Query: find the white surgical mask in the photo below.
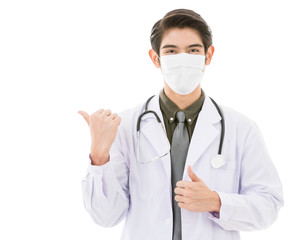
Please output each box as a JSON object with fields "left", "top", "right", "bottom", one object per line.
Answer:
{"left": 160, "top": 53, "right": 206, "bottom": 95}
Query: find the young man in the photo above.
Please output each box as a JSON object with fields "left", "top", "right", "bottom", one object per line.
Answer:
{"left": 78, "top": 9, "right": 283, "bottom": 240}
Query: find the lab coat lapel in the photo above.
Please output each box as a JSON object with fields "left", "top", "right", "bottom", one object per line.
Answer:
{"left": 139, "top": 93, "right": 171, "bottom": 179}
{"left": 139, "top": 94, "right": 221, "bottom": 181}
{"left": 183, "top": 96, "right": 221, "bottom": 180}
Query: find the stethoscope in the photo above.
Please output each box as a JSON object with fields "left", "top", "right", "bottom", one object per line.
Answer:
{"left": 136, "top": 95, "right": 226, "bottom": 168}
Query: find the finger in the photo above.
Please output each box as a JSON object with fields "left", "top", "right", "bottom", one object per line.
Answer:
{"left": 110, "top": 113, "right": 118, "bottom": 120}
{"left": 174, "top": 187, "right": 185, "bottom": 195}
{"left": 101, "top": 109, "right": 112, "bottom": 117}
{"left": 91, "top": 109, "right": 104, "bottom": 118}
{"left": 176, "top": 180, "right": 190, "bottom": 188}
{"left": 175, "top": 186, "right": 196, "bottom": 197}
{"left": 78, "top": 111, "right": 90, "bottom": 126}
{"left": 175, "top": 195, "right": 185, "bottom": 203}
{"left": 118, "top": 116, "right": 122, "bottom": 125}
{"left": 94, "top": 108, "right": 104, "bottom": 115}
{"left": 187, "top": 165, "right": 200, "bottom": 182}
{"left": 178, "top": 202, "right": 186, "bottom": 209}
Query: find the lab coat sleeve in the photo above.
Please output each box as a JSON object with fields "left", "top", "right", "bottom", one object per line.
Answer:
{"left": 81, "top": 125, "right": 129, "bottom": 228}
{"left": 209, "top": 121, "right": 284, "bottom": 231}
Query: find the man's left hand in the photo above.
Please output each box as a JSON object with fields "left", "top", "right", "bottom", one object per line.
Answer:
{"left": 174, "top": 165, "right": 221, "bottom": 213}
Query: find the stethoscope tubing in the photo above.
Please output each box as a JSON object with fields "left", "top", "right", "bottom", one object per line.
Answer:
{"left": 137, "top": 95, "right": 225, "bottom": 155}
{"left": 209, "top": 97, "right": 225, "bottom": 155}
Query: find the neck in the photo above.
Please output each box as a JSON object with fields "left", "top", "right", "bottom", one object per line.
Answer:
{"left": 163, "top": 83, "right": 202, "bottom": 110}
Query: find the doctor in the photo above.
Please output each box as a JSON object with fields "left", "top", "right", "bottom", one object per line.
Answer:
{"left": 78, "top": 9, "right": 283, "bottom": 240}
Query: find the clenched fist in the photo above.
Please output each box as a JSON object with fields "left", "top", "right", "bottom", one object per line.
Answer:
{"left": 78, "top": 109, "right": 121, "bottom": 165}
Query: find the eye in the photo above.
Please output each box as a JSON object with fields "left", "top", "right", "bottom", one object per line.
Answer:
{"left": 189, "top": 48, "right": 200, "bottom": 54}
{"left": 165, "top": 49, "right": 177, "bottom": 54}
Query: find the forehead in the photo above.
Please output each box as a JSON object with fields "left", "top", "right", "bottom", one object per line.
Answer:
{"left": 160, "top": 27, "right": 203, "bottom": 47}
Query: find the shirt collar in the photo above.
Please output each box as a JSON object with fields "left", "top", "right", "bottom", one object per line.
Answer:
{"left": 159, "top": 88, "right": 205, "bottom": 125}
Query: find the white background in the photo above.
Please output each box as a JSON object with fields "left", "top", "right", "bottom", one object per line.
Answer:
{"left": 0, "top": 0, "right": 294, "bottom": 239}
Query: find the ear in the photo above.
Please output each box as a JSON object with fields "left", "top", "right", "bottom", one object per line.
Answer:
{"left": 205, "top": 45, "right": 215, "bottom": 66}
{"left": 148, "top": 49, "right": 161, "bottom": 68}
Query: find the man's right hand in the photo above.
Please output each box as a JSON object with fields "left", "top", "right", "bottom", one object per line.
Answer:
{"left": 78, "top": 109, "right": 121, "bottom": 165}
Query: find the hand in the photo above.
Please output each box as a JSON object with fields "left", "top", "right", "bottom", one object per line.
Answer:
{"left": 78, "top": 109, "right": 121, "bottom": 165}
{"left": 174, "top": 165, "right": 221, "bottom": 212}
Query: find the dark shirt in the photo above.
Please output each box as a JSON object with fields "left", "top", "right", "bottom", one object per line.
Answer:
{"left": 159, "top": 88, "right": 205, "bottom": 145}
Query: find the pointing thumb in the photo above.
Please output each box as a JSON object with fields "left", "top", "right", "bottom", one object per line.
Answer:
{"left": 78, "top": 111, "right": 90, "bottom": 126}
{"left": 187, "top": 165, "right": 200, "bottom": 182}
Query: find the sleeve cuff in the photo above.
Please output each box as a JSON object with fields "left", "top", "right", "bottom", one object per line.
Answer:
{"left": 208, "top": 191, "right": 235, "bottom": 222}
{"left": 88, "top": 153, "right": 111, "bottom": 176}
{"left": 209, "top": 211, "right": 220, "bottom": 219}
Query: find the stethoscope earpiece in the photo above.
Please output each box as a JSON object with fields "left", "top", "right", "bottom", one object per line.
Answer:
{"left": 211, "top": 154, "right": 225, "bottom": 169}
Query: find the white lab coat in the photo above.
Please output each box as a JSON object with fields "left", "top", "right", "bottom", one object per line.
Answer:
{"left": 81, "top": 92, "right": 284, "bottom": 240}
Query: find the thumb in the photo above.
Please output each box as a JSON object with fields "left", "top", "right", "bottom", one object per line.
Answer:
{"left": 187, "top": 165, "right": 200, "bottom": 182}
{"left": 78, "top": 110, "right": 90, "bottom": 126}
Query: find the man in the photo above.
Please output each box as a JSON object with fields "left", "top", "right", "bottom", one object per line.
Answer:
{"left": 78, "top": 9, "right": 283, "bottom": 240}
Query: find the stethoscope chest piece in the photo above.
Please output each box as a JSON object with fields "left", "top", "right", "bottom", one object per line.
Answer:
{"left": 211, "top": 154, "right": 225, "bottom": 169}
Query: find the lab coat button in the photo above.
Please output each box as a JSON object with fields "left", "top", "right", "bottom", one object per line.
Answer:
{"left": 165, "top": 218, "right": 171, "bottom": 224}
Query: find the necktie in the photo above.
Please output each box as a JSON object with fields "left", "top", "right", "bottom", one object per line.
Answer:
{"left": 171, "top": 111, "right": 189, "bottom": 240}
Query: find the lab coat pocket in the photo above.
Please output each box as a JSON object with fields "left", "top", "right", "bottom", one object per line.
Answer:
{"left": 211, "top": 160, "right": 238, "bottom": 193}
{"left": 222, "top": 160, "right": 236, "bottom": 170}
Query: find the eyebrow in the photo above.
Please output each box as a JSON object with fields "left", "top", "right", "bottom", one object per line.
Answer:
{"left": 161, "top": 43, "right": 204, "bottom": 49}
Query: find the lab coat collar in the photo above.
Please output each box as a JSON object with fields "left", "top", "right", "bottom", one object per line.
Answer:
{"left": 140, "top": 91, "right": 221, "bottom": 180}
